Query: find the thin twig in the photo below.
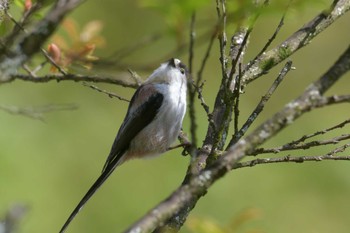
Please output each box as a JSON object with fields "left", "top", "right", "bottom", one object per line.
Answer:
{"left": 168, "top": 143, "right": 191, "bottom": 152}
{"left": 7, "top": 73, "right": 138, "bottom": 88}
{"left": 252, "top": 118, "right": 350, "bottom": 155}
{"left": 127, "top": 69, "right": 143, "bottom": 86}
{"left": 244, "top": 4, "right": 287, "bottom": 73}
{"left": 82, "top": 82, "right": 130, "bottom": 102}
{"left": 228, "top": 60, "right": 293, "bottom": 148}
{"left": 233, "top": 63, "right": 242, "bottom": 135}
{"left": 196, "top": 18, "right": 218, "bottom": 87}
{"left": 40, "top": 48, "right": 67, "bottom": 75}
{"left": 21, "top": 64, "right": 37, "bottom": 77}
{"left": 217, "top": 0, "right": 228, "bottom": 80}
{"left": 5, "top": 12, "right": 28, "bottom": 33}
{"left": 195, "top": 81, "right": 215, "bottom": 132}
{"left": 0, "top": 103, "right": 78, "bottom": 121}
{"left": 215, "top": 0, "right": 229, "bottom": 87}
{"left": 251, "top": 134, "right": 350, "bottom": 155}
{"left": 196, "top": 82, "right": 211, "bottom": 116}
{"left": 5, "top": 1, "right": 43, "bottom": 44}
{"left": 188, "top": 12, "right": 198, "bottom": 148}
{"left": 188, "top": 13, "right": 196, "bottom": 75}
{"left": 315, "top": 94, "right": 350, "bottom": 107}
{"left": 177, "top": 130, "right": 192, "bottom": 154}
{"left": 289, "top": 118, "right": 350, "bottom": 145}
{"left": 32, "top": 60, "right": 49, "bottom": 74}
{"left": 235, "top": 143, "right": 350, "bottom": 169}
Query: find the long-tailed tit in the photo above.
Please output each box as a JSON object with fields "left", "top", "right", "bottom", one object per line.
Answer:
{"left": 59, "top": 58, "right": 188, "bottom": 233}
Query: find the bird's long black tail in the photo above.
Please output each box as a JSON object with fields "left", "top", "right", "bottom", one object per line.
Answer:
{"left": 59, "top": 165, "right": 117, "bottom": 233}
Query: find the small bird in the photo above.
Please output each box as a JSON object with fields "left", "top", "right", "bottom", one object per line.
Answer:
{"left": 59, "top": 58, "right": 188, "bottom": 233}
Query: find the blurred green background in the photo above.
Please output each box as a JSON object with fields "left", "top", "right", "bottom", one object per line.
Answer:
{"left": 1, "top": 0, "right": 350, "bottom": 233}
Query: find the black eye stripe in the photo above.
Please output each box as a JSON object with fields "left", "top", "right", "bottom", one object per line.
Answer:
{"left": 168, "top": 58, "right": 177, "bottom": 68}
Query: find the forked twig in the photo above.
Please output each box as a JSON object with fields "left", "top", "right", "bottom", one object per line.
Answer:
{"left": 228, "top": 60, "right": 293, "bottom": 148}
{"left": 235, "top": 143, "right": 350, "bottom": 169}
{"left": 251, "top": 119, "right": 350, "bottom": 155}
{"left": 82, "top": 82, "right": 130, "bottom": 102}
{"left": 251, "top": 134, "right": 350, "bottom": 155}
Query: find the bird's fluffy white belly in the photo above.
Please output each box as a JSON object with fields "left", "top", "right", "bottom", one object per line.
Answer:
{"left": 128, "top": 82, "right": 186, "bottom": 158}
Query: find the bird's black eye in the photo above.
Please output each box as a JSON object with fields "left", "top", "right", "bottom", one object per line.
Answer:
{"left": 180, "top": 68, "right": 185, "bottom": 74}
{"left": 178, "top": 62, "right": 188, "bottom": 76}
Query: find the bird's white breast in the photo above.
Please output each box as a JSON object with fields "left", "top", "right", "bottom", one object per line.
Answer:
{"left": 127, "top": 74, "right": 187, "bottom": 158}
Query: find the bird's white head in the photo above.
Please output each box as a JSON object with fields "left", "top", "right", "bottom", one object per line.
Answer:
{"left": 145, "top": 58, "right": 188, "bottom": 85}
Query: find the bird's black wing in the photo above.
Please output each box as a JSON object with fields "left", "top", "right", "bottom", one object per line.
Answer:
{"left": 102, "top": 88, "right": 164, "bottom": 172}
{"left": 59, "top": 90, "right": 163, "bottom": 233}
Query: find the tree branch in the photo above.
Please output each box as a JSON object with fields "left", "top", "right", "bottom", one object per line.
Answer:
{"left": 0, "top": 0, "right": 83, "bottom": 81}
{"left": 2, "top": 0, "right": 349, "bottom": 232}
{"left": 5, "top": 73, "right": 138, "bottom": 88}
{"left": 149, "top": 3, "right": 350, "bottom": 232}
{"left": 241, "top": 0, "right": 350, "bottom": 86}
{"left": 125, "top": 42, "right": 350, "bottom": 233}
